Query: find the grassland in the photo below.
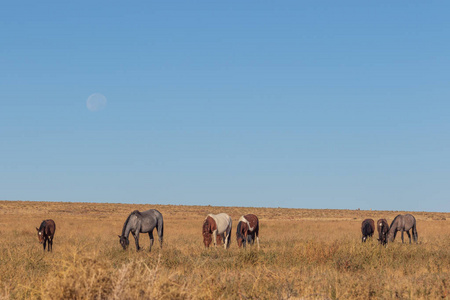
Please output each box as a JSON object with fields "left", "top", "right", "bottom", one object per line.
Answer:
{"left": 0, "top": 200, "right": 448, "bottom": 299}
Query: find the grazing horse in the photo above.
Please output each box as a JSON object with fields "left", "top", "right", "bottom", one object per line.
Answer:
{"left": 236, "top": 214, "right": 260, "bottom": 249}
{"left": 387, "top": 214, "right": 418, "bottom": 244}
{"left": 202, "top": 213, "right": 232, "bottom": 249}
{"left": 361, "top": 219, "right": 375, "bottom": 242}
{"left": 36, "top": 219, "right": 56, "bottom": 252}
{"left": 118, "top": 209, "right": 164, "bottom": 252}
{"left": 377, "top": 219, "right": 389, "bottom": 246}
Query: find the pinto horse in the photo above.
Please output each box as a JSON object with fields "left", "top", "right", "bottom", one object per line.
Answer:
{"left": 387, "top": 214, "right": 418, "bottom": 244}
{"left": 236, "top": 214, "right": 260, "bottom": 249}
{"left": 202, "top": 213, "right": 232, "bottom": 249}
{"left": 118, "top": 209, "right": 164, "bottom": 252}
{"left": 361, "top": 218, "right": 375, "bottom": 242}
{"left": 36, "top": 219, "right": 56, "bottom": 252}
{"left": 377, "top": 218, "right": 389, "bottom": 246}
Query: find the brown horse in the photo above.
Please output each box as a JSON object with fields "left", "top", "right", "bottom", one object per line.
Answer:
{"left": 361, "top": 219, "right": 375, "bottom": 242}
{"left": 36, "top": 219, "right": 56, "bottom": 252}
{"left": 236, "top": 214, "right": 260, "bottom": 249}
{"left": 376, "top": 219, "right": 389, "bottom": 246}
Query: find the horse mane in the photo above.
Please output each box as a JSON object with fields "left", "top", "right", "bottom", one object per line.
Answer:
{"left": 236, "top": 221, "right": 244, "bottom": 240}
{"left": 202, "top": 218, "right": 211, "bottom": 234}
{"left": 121, "top": 210, "right": 141, "bottom": 237}
{"left": 390, "top": 215, "right": 401, "bottom": 228}
{"left": 38, "top": 220, "right": 47, "bottom": 231}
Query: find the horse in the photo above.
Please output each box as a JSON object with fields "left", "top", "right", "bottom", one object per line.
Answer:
{"left": 361, "top": 219, "right": 375, "bottom": 242}
{"left": 36, "top": 219, "right": 56, "bottom": 252}
{"left": 236, "top": 214, "right": 260, "bottom": 249}
{"left": 202, "top": 213, "right": 232, "bottom": 249}
{"left": 118, "top": 209, "right": 164, "bottom": 252}
{"left": 376, "top": 219, "right": 389, "bottom": 246}
{"left": 387, "top": 214, "right": 418, "bottom": 244}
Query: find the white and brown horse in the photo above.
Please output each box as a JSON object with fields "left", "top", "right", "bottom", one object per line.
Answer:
{"left": 202, "top": 213, "right": 232, "bottom": 249}
{"left": 236, "top": 214, "right": 260, "bottom": 249}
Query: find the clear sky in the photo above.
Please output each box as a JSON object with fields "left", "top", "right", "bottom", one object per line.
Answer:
{"left": 1, "top": 1, "right": 449, "bottom": 212}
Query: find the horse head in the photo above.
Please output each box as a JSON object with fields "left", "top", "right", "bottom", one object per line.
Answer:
{"left": 202, "top": 219, "right": 212, "bottom": 247}
{"left": 118, "top": 235, "right": 129, "bottom": 250}
{"left": 36, "top": 227, "right": 44, "bottom": 244}
{"left": 236, "top": 221, "right": 248, "bottom": 248}
{"left": 236, "top": 234, "right": 245, "bottom": 247}
{"left": 386, "top": 229, "right": 396, "bottom": 243}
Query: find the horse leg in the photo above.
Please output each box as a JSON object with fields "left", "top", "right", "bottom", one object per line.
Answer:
{"left": 406, "top": 230, "right": 411, "bottom": 244}
{"left": 242, "top": 232, "right": 247, "bottom": 249}
{"left": 223, "top": 227, "right": 230, "bottom": 249}
{"left": 213, "top": 230, "right": 217, "bottom": 248}
{"left": 148, "top": 231, "right": 154, "bottom": 252}
{"left": 49, "top": 236, "right": 53, "bottom": 252}
{"left": 255, "top": 228, "right": 260, "bottom": 250}
{"left": 43, "top": 238, "right": 47, "bottom": 251}
{"left": 132, "top": 232, "right": 141, "bottom": 251}
{"left": 401, "top": 230, "right": 404, "bottom": 243}
{"left": 226, "top": 227, "right": 232, "bottom": 249}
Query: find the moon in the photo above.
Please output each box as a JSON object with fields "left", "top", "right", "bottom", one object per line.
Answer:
{"left": 86, "top": 93, "right": 107, "bottom": 111}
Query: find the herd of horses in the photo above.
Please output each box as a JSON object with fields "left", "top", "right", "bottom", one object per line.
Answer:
{"left": 361, "top": 214, "right": 418, "bottom": 245}
{"left": 36, "top": 210, "right": 418, "bottom": 252}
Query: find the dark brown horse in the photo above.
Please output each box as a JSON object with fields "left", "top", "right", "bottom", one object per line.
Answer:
{"left": 236, "top": 214, "right": 260, "bottom": 249}
{"left": 376, "top": 219, "right": 389, "bottom": 246}
{"left": 361, "top": 219, "right": 375, "bottom": 242}
{"left": 36, "top": 219, "right": 56, "bottom": 252}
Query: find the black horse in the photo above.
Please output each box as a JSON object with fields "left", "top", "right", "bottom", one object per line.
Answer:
{"left": 387, "top": 214, "right": 418, "bottom": 244}
{"left": 36, "top": 219, "right": 56, "bottom": 252}
{"left": 361, "top": 219, "right": 375, "bottom": 242}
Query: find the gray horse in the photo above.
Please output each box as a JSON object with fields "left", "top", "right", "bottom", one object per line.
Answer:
{"left": 118, "top": 209, "right": 164, "bottom": 251}
{"left": 387, "top": 214, "right": 418, "bottom": 244}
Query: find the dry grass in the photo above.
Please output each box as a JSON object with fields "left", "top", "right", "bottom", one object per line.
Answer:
{"left": 0, "top": 200, "right": 449, "bottom": 299}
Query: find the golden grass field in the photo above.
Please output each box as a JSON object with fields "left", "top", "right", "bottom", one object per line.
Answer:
{"left": 0, "top": 200, "right": 449, "bottom": 299}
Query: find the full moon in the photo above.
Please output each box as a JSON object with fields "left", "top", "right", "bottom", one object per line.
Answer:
{"left": 86, "top": 93, "right": 107, "bottom": 111}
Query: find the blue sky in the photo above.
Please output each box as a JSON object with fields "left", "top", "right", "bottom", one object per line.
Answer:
{"left": 1, "top": 1, "right": 449, "bottom": 212}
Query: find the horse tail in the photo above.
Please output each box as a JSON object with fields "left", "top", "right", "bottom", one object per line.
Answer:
{"left": 412, "top": 222, "right": 418, "bottom": 243}
{"left": 227, "top": 218, "right": 232, "bottom": 248}
{"left": 157, "top": 213, "right": 164, "bottom": 243}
